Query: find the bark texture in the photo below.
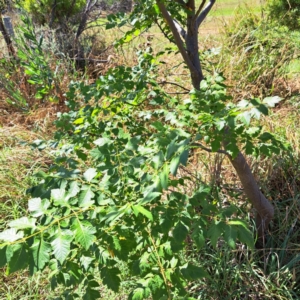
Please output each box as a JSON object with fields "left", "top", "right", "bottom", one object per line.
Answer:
{"left": 0, "top": 15, "right": 15, "bottom": 58}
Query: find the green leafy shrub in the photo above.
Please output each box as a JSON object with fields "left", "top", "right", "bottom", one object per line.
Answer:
{"left": 267, "top": 0, "right": 300, "bottom": 30}
{"left": 21, "top": 0, "right": 86, "bottom": 25}
{"left": 0, "top": 46, "right": 288, "bottom": 298}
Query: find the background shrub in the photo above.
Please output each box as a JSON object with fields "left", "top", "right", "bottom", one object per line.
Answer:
{"left": 267, "top": 0, "right": 300, "bottom": 30}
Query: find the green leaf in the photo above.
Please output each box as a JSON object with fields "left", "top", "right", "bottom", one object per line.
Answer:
{"left": 51, "top": 232, "right": 72, "bottom": 264}
{"left": 6, "top": 243, "right": 28, "bottom": 274}
{"left": 93, "top": 137, "right": 112, "bottom": 146}
{"left": 224, "top": 224, "right": 237, "bottom": 249}
{"left": 66, "top": 181, "right": 80, "bottom": 199}
{"left": 262, "top": 96, "right": 282, "bottom": 108}
{"left": 28, "top": 198, "right": 50, "bottom": 217}
{"left": 237, "top": 226, "right": 254, "bottom": 249}
{"left": 227, "top": 219, "right": 249, "bottom": 230}
{"left": 83, "top": 287, "right": 101, "bottom": 300}
{"left": 100, "top": 267, "right": 121, "bottom": 292}
{"left": 152, "top": 151, "right": 164, "bottom": 169}
{"left": 179, "top": 149, "right": 189, "bottom": 166}
{"left": 159, "top": 164, "right": 169, "bottom": 190}
{"left": 0, "top": 246, "right": 7, "bottom": 267}
{"left": 31, "top": 237, "right": 51, "bottom": 270}
{"left": 173, "top": 222, "right": 188, "bottom": 243}
{"left": 132, "top": 205, "right": 153, "bottom": 221}
{"left": 191, "top": 229, "right": 205, "bottom": 250}
{"left": 140, "top": 192, "right": 161, "bottom": 205}
{"left": 8, "top": 217, "right": 36, "bottom": 230}
{"left": 80, "top": 256, "right": 94, "bottom": 271}
{"left": 78, "top": 186, "right": 95, "bottom": 208}
{"left": 208, "top": 221, "right": 223, "bottom": 248}
{"left": 83, "top": 168, "right": 97, "bottom": 182}
{"left": 0, "top": 228, "right": 24, "bottom": 242}
{"left": 51, "top": 189, "right": 68, "bottom": 206}
{"left": 72, "top": 219, "right": 96, "bottom": 250}
{"left": 166, "top": 139, "right": 178, "bottom": 159}
{"left": 170, "top": 156, "right": 180, "bottom": 176}
{"left": 181, "top": 263, "right": 208, "bottom": 280}
{"left": 131, "top": 288, "right": 144, "bottom": 300}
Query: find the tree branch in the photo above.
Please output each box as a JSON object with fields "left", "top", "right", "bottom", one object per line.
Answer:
{"left": 195, "top": 0, "right": 206, "bottom": 19}
{"left": 156, "top": 0, "right": 198, "bottom": 76}
{"left": 159, "top": 80, "right": 190, "bottom": 91}
{"left": 192, "top": 142, "right": 229, "bottom": 155}
{"left": 173, "top": 19, "right": 186, "bottom": 39}
{"left": 196, "top": 0, "right": 216, "bottom": 28}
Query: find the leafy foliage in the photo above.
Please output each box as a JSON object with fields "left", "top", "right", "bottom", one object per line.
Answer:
{"left": 20, "top": 0, "right": 86, "bottom": 25}
{"left": 267, "top": 0, "right": 300, "bottom": 30}
{"left": 0, "top": 46, "right": 286, "bottom": 298}
{"left": 0, "top": 1, "right": 290, "bottom": 299}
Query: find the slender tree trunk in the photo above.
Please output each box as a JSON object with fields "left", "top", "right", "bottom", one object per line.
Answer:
{"left": 0, "top": 15, "right": 15, "bottom": 58}
{"left": 156, "top": 0, "right": 274, "bottom": 246}
{"left": 185, "top": 0, "right": 203, "bottom": 89}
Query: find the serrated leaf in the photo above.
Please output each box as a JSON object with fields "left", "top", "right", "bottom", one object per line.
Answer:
{"left": 170, "top": 156, "right": 180, "bottom": 176}
{"left": 152, "top": 151, "right": 164, "bottom": 169}
{"left": 66, "top": 181, "right": 80, "bottom": 199}
{"left": 181, "top": 263, "right": 208, "bottom": 280}
{"left": 191, "top": 229, "right": 205, "bottom": 250}
{"left": 72, "top": 219, "right": 96, "bottom": 250}
{"left": 83, "top": 287, "right": 101, "bottom": 300}
{"left": 51, "top": 188, "right": 68, "bottom": 206}
{"left": 131, "top": 288, "right": 144, "bottom": 300}
{"left": 263, "top": 96, "right": 282, "bottom": 107}
{"left": 51, "top": 232, "right": 72, "bottom": 264}
{"left": 140, "top": 192, "right": 161, "bottom": 205}
{"left": 8, "top": 217, "right": 36, "bottom": 229}
{"left": 80, "top": 255, "right": 94, "bottom": 271}
{"left": 6, "top": 243, "right": 28, "bottom": 274}
{"left": 100, "top": 267, "right": 121, "bottom": 292}
{"left": 0, "top": 228, "right": 24, "bottom": 242}
{"left": 83, "top": 168, "right": 97, "bottom": 182}
{"left": 79, "top": 186, "right": 95, "bottom": 208}
{"left": 31, "top": 238, "right": 51, "bottom": 270}
{"left": 93, "top": 137, "right": 111, "bottom": 146}
{"left": 173, "top": 222, "right": 188, "bottom": 243}
{"left": 179, "top": 149, "right": 189, "bottom": 166}
{"left": 166, "top": 139, "right": 177, "bottom": 159}
{"left": 28, "top": 198, "right": 50, "bottom": 217}
{"left": 132, "top": 205, "right": 153, "bottom": 221}
{"left": 159, "top": 164, "right": 169, "bottom": 190}
{"left": 208, "top": 221, "right": 223, "bottom": 248}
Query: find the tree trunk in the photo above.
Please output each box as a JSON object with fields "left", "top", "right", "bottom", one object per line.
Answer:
{"left": 156, "top": 0, "right": 274, "bottom": 246}
{"left": 0, "top": 15, "right": 15, "bottom": 58}
{"left": 227, "top": 152, "right": 274, "bottom": 245}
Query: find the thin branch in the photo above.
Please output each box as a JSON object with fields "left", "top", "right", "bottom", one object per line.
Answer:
{"left": 156, "top": 0, "right": 198, "bottom": 76}
{"left": 159, "top": 80, "right": 190, "bottom": 91}
{"left": 195, "top": 0, "right": 206, "bottom": 19}
{"left": 155, "top": 19, "right": 176, "bottom": 45}
{"left": 192, "top": 142, "right": 229, "bottom": 155}
{"left": 196, "top": 0, "right": 216, "bottom": 28}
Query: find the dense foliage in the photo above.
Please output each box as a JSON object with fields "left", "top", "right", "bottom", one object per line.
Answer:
{"left": 21, "top": 0, "right": 86, "bottom": 25}
{"left": 267, "top": 0, "right": 300, "bottom": 30}
{"left": 0, "top": 1, "right": 296, "bottom": 299}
